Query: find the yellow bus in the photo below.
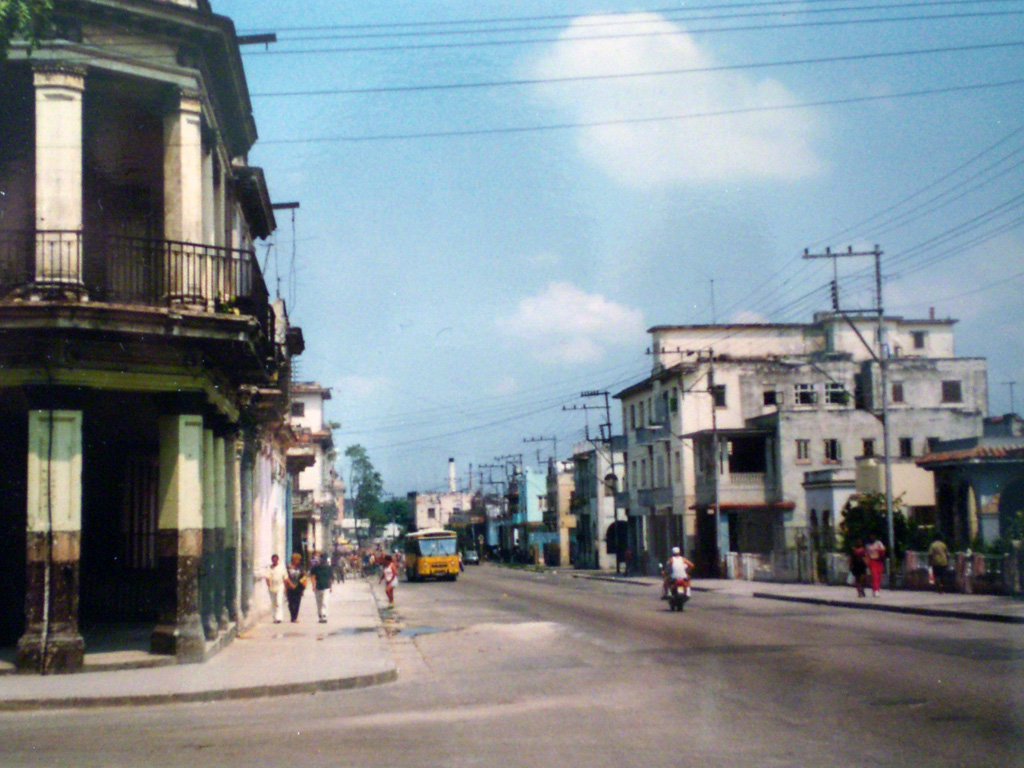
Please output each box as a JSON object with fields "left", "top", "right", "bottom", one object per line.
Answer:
{"left": 404, "top": 528, "right": 460, "bottom": 582}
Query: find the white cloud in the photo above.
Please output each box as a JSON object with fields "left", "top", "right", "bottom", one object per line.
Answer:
{"left": 491, "top": 375, "right": 520, "bottom": 397}
{"left": 528, "top": 13, "right": 825, "bottom": 187}
{"left": 497, "top": 282, "right": 645, "bottom": 364}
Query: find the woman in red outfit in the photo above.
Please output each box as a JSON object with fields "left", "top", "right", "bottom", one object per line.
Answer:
{"left": 864, "top": 535, "right": 887, "bottom": 597}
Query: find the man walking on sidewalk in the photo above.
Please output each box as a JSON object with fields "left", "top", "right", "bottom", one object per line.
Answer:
{"left": 309, "top": 553, "right": 333, "bottom": 623}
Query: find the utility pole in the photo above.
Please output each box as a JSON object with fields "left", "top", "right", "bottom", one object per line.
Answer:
{"left": 523, "top": 436, "right": 558, "bottom": 468}
{"left": 1004, "top": 381, "right": 1018, "bottom": 414}
{"left": 706, "top": 350, "right": 723, "bottom": 578}
{"left": 582, "top": 390, "right": 621, "bottom": 574}
{"left": 804, "top": 245, "right": 896, "bottom": 576}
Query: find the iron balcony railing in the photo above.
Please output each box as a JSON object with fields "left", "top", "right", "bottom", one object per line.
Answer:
{"left": 0, "top": 229, "right": 274, "bottom": 344}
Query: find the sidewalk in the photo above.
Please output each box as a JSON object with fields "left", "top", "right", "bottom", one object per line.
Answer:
{"left": 0, "top": 578, "right": 396, "bottom": 712}
{"left": 576, "top": 573, "right": 1024, "bottom": 624}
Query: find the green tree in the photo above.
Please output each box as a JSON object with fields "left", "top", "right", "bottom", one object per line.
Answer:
{"left": 838, "top": 492, "right": 909, "bottom": 557}
{"left": 381, "top": 496, "right": 412, "bottom": 529}
{"left": 344, "top": 444, "right": 384, "bottom": 534}
{"left": 0, "top": 0, "right": 54, "bottom": 57}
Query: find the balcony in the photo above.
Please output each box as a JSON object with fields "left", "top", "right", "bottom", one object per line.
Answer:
{"left": 696, "top": 471, "right": 783, "bottom": 507}
{"left": 0, "top": 229, "right": 273, "bottom": 344}
{"left": 637, "top": 486, "right": 674, "bottom": 509}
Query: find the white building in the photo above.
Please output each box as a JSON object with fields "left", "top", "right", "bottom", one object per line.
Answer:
{"left": 287, "top": 383, "right": 336, "bottom": 558}
{"left": 616, "top": 312, "right": 986, "bottom": 575}
{"left": 409, "top": 458, "right": 474, "bottom": 531}
{"left": 571, "top": 440, "right": 625, "bottom": 570}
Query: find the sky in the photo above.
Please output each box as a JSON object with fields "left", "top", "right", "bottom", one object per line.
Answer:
{"left": 212, "top": 0, "right": 1024, "bottom": 495}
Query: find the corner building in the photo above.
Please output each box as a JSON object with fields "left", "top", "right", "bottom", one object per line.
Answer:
{"left": 616, "top": 312, "right": 986, "bottom": 576}
{"left": 0, "top": 0, "right": 295, "bottom": 671}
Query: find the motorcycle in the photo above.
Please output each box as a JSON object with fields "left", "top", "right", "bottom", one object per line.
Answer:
{"left": 667, "top": 577, "right": 691, "bottom": 612}
{"left": 659, "top": 562, "right": 691, "bottom": 612}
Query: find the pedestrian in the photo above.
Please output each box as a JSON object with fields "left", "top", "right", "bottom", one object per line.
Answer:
{"left": 864, "top": 534, "right": 887, "bottom": 597}
{"left": 379, "top": 554, "right": 398, "bottom": 607}
{"left": 284, "top": 552, "right": 307, "bottom": 622}
{"left": 848, "top": 539, "right": 867, "bottom": 598}
{"left": 265, "top": 553, "right": 286, "bottom": 623}
{"left": 927, "top": 535, "right": 950, "bottom": 593}
{"left": 309, "top": 552, "right": 333, "bottom": 623}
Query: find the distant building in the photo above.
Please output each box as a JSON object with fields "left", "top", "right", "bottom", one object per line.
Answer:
{"left": 617, "top": 312, "right": 986, "bottom": 576}
{"left": 917, "top": 414, "right": 1024, "bottom": 548}
{"left": 409, "top": 458, "right": 474, "bottom": 531}
{"left": 571, "top": 440, "right": 625, "bottom": 570}
{"left": 545, "top": 460, "right": 576, "bottom": 566}
{"left": 286, "top": 383, "right": 336, "bottom": 559}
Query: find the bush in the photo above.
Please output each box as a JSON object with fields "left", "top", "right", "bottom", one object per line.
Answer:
{"left": 839, "top": 492, "right": 910, "bottom": 557}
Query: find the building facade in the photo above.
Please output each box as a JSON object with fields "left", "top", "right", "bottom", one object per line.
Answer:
{"left": 616, "top": 312, "right": 986, "bottom": 576}
{"left": 571, "top": 440, "right": 624, "bottom": 570}
{"left": 0, "top": 0, "right": 295, "bottom": 672}
{"left": 287, "top": 383, "right": 336, "bottom": 560}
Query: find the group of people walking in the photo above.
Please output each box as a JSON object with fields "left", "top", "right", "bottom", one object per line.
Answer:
{"left": 264, "top": 548, "right": 401, "bottom": 623}
{"left": 849, "top": 534, "right": 953, "bottom": 597}
{"left": 265, "top": 551, "right": 335, "bottom": 623}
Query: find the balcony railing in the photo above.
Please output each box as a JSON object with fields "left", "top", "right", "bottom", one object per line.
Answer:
{"left": 0, "top": 229, "right": 273, "bottom": 343}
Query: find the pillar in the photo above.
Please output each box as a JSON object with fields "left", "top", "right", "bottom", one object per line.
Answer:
{"left": 200, "top": 427, "right": 217, "bottom": 639}
{"left": 33, "top": 64, "right": 85, "bottom": 289}
{"left": 163, "top": 90, "right": 204, "bottom": 303}
{"left": 213, "top": 433, "right": 228, "bottom": 629}
{"left": 151, "top": 414, "right": 205, "bottom": 660}
{"left": 17, "top": 410, "right": 85, "bottom": 673}
{"left": 225, "top": 435, "right": 241, "bottom": 623}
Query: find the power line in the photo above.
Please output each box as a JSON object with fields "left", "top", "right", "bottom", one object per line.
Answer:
{"left": 257, "top": 76, "right": 1024, "bottom": 144}
{"left": 243, "top": 8, "right": 1024, "bottom": 56}
{"left": 249, "top": 40, "right": 1024, "bottom": 98}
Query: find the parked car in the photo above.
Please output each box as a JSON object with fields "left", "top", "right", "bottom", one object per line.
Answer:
{"left": 462, "top": 549, "right": 480, "bottom": 565}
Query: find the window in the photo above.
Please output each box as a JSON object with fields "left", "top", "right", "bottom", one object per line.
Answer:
{"left": 899, "top": 438, "right": 914, "bottom": 458}
{"left": 794, "top": 383, "right": 817, "bottom": 405}
{"left": 669, "top": 389, "right": 679, "bottom": 413}
{"left": 427, "top": 507, "right": 436, "bottom": 519}
{"left": 825, "top": 382, "right": 848, "bottom": 405}
{"left": 942, "top": 380, "right": 963, "bottom": 403}
{"left": 891, "top": 381, "right": 905, "bottom": 404}
{"left": 824, "top": 439, "right": 841, "bottom": 463}
{"left": 630, "top": 404, "right": 636, "bottom": 430}
{"left": 763, "top": 389, "right": 779, "bottom": 406}
{"left": 862, "top": 438, "right": 875, "bottom": 457}
{"left": 290, "top": 401, "right": 305, "bottom": 417}
{"left": 640, "top": 459, "right": 647, "bottom": 488}
{"left": 927, "top": 436, "right": 942, "bottom": 453}
{"left": 912, "top": 330, "right": 927, "bottom": 349}
{"left": 656, "top": 457, "right": 665, "bottom": 487}
{"left": 674, "top": 451, "right": 682, "bottom": 482}
{"left": 712, "top": 384, "right": 727, "bottom": 408}
{"left": 796, "top": 439, "right": 810, "bottom": 463}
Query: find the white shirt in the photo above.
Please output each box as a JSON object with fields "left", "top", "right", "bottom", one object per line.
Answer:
{"left": 669, "top": 556, "right": 689, "bottom": 580}
{"left": 267, "top": 562, "right": 286, "bottom": 593}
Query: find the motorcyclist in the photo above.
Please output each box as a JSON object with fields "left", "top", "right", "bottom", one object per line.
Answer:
{"left": 664, "top": 546, "right": 694, "bottom": 598}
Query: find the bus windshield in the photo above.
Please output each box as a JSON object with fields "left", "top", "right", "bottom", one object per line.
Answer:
{"left": 417, "top": 537, "right": 457, "bottom": 557}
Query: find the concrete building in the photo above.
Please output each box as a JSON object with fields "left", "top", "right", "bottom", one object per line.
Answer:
{"left": 0, "top": 0, "right": 297, "bottom": 672}
{"left": 571, "top": 439, "right": 625, "bottom": 570}
{"left": 917, "top": 414, "right": 1024, "bottom": 548}
{"left": 544, "top": 460, "right": 576, "bottom": 566}
{"left": 616, "top": 312, "right": 986, "bottom": 576}
{"left": 287, "top": 383, "right": 336, "bottom": 560}
{"left": 409, "top": 458, "right": 474, "bottom": 531}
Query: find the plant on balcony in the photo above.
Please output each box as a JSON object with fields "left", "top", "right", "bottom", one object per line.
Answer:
{"left": 215, "top": 294, "right": 240, "bottom": 315}
{"left": 0, "top": 0, "right": 53, "bottom": 57}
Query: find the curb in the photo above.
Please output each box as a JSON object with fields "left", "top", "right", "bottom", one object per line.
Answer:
{"left": 750, "top": 592, "right": 1024, "bottom": 625}
{"left": 0, "top": 667, "right": 399, "bottom": 713}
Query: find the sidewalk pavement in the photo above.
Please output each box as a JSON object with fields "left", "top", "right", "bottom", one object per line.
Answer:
{"left": 0, "top": 578, "right": 396, "bottom": 712}
{"left": 576, "top": 573, "right": 1024, "bottom": 624}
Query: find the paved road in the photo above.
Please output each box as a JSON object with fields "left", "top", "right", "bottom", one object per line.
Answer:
{"left": 2, "top": 564, "right": 1022, "bottom": 768}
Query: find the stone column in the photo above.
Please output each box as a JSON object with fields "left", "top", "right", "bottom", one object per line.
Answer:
{"left": 163, "top": 90, "right": 204, "bottom": 303}
{"left": 200, "top": 427, "right": 217, "bottom": 639}
{"left": 226, "top": 436, "right": 241, "bottom": 623}
{"left": 213, "top": 433, "right": 228, "bottom": 629}
{"left": 151, "top": 414, "right": 205, "bottom": 661}
{"left": 33, "top": 64, "right": 85, "bottom": 289}
{"left": 17, "top": 410, "right": 85, "bottom": 673}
